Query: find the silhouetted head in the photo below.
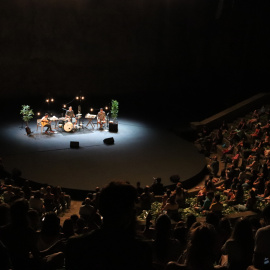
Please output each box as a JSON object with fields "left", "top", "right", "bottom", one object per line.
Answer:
{"left": 99, "top": 181, "right": 138, "bottom": 231}
{"left": 10, "top": 198, "right": 29, "bottom": 226}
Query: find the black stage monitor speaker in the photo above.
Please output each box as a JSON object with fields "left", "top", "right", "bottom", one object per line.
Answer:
{"left": 70, "top": 141, "right": 79, "bottom": 148}
{"left": 103, "top": 137, "right": 114, "bottom": 145}
{"left": 109, "top": 123, "right": 118, "bottom": 133}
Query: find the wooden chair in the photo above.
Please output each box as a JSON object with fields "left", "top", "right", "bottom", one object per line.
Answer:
{"left": 97, "top": 117, "right": 107, "bottom": 129}
{"left": 36, "top": 119, "right": 44, "bottom": 133}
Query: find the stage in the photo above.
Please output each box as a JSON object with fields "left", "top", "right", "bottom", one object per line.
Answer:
{"left": 0, "top": 116, "right": 206, "bottom": 194}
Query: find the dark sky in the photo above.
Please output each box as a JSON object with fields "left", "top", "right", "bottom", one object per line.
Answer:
{"left": 0, "top": 0, "right": 269, "bottom": 118}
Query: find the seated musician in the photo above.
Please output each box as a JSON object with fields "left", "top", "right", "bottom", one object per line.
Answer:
{"left": 41, "top": 113, "right": 55, "bottom": 134}
{"left": 65, "top": 106, "right": 77, "bottom": 125}
{"left": 97, "top": 108, "right": 106, "bottom": 129}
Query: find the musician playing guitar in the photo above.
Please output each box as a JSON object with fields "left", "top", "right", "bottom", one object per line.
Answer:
{"left": 41, "top": 113, "right": 55, "bottom": 134}
{"left": 65, "top": 106, "right": 77, "bottom": 125}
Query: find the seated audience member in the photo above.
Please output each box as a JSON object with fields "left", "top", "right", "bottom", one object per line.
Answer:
{"left": 221, "top": 217, "right": 254, "bottom": 270}
{"left": 207, "top": 156, "right": 219, "bottom": 177}
{"left": 75, "top": 218, "right": 88, "bottom": 235}
{"left": 197, "top": 179, "right": 215, "bottom": 206}
{"left": 22, "top": 180, "right": 32, "bottom": 200}
{"left": 27, "top": 209, "right": 41, "bottom": 232}
{"left": 258, "top": 180, "right": 270, "bottom": 199}
{"left": 3, "top": 185, "right": 15, "bottom": 203}
{"left": 173, "top": 222, "right": 188, "bottom": 253}
{"left": 136, "top": 181, "right": 144, "bottom": 197}
{"left": 65, "top": 181, "right": 152, "bottom": 270}
{"left": 174, "top": 183, "right": 187, "bottom": 208}
{"left": 250, "top": 124, "right": 262, "bottom": 142}
{"left": 205, "top": 212, "right": 220, "bottom": 232}
{"left": 140, "top": 185, "right": 155, "bottom": 211}
{"left": 166, "top": 223, "right": 218, "bottom": 270}
{"left": 227, "top": 183, "right": 244, "bottom": 206}
{"left": 186, "top": 214, "right": 197, "bottom": 231}
{"left": 246, "top": 156, "right": 260, "bottom": 172}
{"left": 152, "top": 214, "right": 181, "bottom": 269}
{"left": 264, "top": 146, "right": 270, "bottom": 159}
{"left": 221, "top": 143, "right": 234, "bottom": 161}
{"left": 247, "top": 110, "right": 260, "bottom": 128}
{"left": 37, "top": 212, "right": 63, "bottom": 252}
{"left": 245, "top": 189, "right": 257, "bottom": 211}
{"left": 261, "top": 120, "right": 270, "bottom": 133}
{"left": 262, "top": 131, "right": 270, "bottom": 147}
{"left": 237, "top": 118, "right": 247, "bottom": 130}
{"left": 211, "top": 128, "right": 223, "bottom": 152}
{"left": 209, "top": 194, "right": 223, "bottom": 215}
{"left": 195, "top": 192, "right": 214, "bottom": 212}
{"left": 43, "top": 186, "right": 55, "bottom": 212}
{"left": 162, "top": 189, "right": 172, "bottom": 208}
{"left": 62, "top": 218, "right": 75, "bottom": 239}
{"left": 0, "top": 203, "right": 10, "bottom": 227}
{"left": 253, "top": 176, "right": 265, "bottom": 195}
{"left": 142, "top": 212, "right": 155, "bottom": 240}
{"left": 226, "top": 150, "right": 241, "bottom": 168}
{"left": 0, "top": 199, "right": 64, "bottom": 270}
{"left": 79, "top": 197, "right": 96, "bottom": 226}
{"left": 151, "top": 177, "right": 165, "bottom": 196}
{"left": 253, "top": 204, "right": 270, "bottom": 269}
{"left": 216, "top": 217, "right": 232, "bottom": 261}
{"left": 162, "top": 195, "right": 180, "bottom": 222}
{"left": 29, "top": 191, "right": 44, "bottom": 214}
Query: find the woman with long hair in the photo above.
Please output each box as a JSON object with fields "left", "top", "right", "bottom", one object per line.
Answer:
{"left": 166, "top": 223, "right": 219, "bottom": 270}
{"left": 221, "top": 217, "right": 254, "bottom": 270}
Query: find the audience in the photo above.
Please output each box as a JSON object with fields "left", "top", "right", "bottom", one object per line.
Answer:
{"left": 1, "top": 105, "right": 270, "bottom": 270}
{"left": 65, "top": 181, "right": 153, "bottom": 270}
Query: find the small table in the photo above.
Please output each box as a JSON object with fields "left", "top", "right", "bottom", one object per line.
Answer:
{"left": 85, "top": 114, "right": 96, "bottom": 129}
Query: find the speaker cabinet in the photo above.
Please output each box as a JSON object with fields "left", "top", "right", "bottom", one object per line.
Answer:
{"left": 103, "top": 137, "right": 114, "bottom": 145}
{"left": 70, "top": 141, "right": 79, "bottom": 148}
{"left": 109, "top": 123, "right": 118, "bottom": 133}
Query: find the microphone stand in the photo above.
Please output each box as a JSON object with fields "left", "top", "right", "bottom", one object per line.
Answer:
{"left": 106, "top": 112, "right": 110, "bottom": 130}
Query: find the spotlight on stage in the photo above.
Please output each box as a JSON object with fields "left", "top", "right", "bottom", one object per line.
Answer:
{"left": 51, "top": 98, "right": 54, "bottom": 102}
{"left": 63, "top": 104, "right": 66, "bottom": 108}
{"left": 76, "top": 94, "right": 85, "bottom": 102}
{"left": 37, "top": 112, "right": 40, "bottom": 116}
{"left": 46, "top": 99, "right": 49, "bottom": 103}
{"left": 90, "top": 108, "right": 93, "bottom": 112}
{"left": 105, "top": 106, "right": 108, "bottom": 110}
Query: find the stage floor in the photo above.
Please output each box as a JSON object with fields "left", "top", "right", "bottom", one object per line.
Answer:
{"left": 0, "top": 117, "right": 206, "bottom": 191}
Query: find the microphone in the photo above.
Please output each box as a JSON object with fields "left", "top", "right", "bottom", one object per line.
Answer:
{"left": 62, "top": 108, "right": 67, "bottom": 110}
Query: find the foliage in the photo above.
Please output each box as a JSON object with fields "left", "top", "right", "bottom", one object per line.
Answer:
{"left": 137, "top": 190, "right": 267, "bottom": 222}
{"left": 138, "top": 201, "right": 162, "bottom": 221}
{"left": 110, "top": 100, "right": 119, "bottom": 121}
{"left": 20, "top": 105, "right": 34, "bottom": 125}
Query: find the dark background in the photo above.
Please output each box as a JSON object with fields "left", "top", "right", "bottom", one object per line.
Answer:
{"left": 1, "top": 0, "right": 270, "bottom": 123}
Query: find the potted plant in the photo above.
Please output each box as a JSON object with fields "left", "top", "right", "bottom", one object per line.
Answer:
{"left": 20, "top": 105, "right": 34, "bottom": 135}
{"left": 109, "top": 99, "right": 119, "bottom": 132}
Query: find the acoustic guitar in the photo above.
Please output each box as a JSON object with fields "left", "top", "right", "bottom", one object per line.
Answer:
{"left": 41, "top": 119, "right": 51, "bottom": 127}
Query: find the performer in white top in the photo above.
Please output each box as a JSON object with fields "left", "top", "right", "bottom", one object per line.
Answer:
{"left": 41, "top": 113, "right": 55, "bottom": 133}
{"left": 97, "top": 108, "right": 106, "bottom": 129}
